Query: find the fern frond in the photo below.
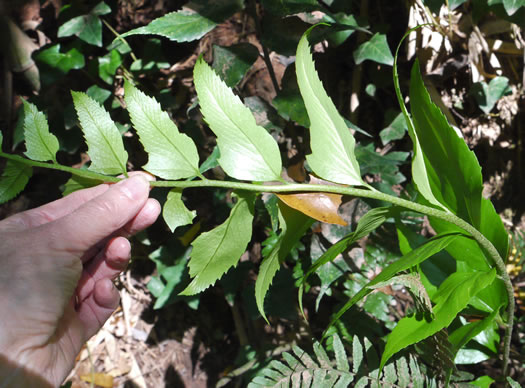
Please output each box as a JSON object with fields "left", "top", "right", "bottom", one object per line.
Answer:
{"left": 248, "top": 334, "right": 442, "bottom": 388}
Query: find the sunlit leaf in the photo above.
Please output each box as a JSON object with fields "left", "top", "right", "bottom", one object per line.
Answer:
{"left": 0, "top": 160, "right": 32, "bottom": 204}
{"left": 180, "top": 191, "right": 255, "bottom": 295}
{"left": 277, "top": 176, "right": 347, "bottom": 225}
{"left": 163, "top": 189, "right": 196, "bottom": 232}
{"left": 194, "top": 57, "right": 282, "bottom": 181}
{"left": 71, "top": 91, "right": 128, "bottom": 175}
{"left": 124, "top": 82, "right": 200, "bottom": 179}
{"left": 22, "top": 100, "right": 59, "bottom": 162}
{"left": 256, "top": 201, "right": 314, "bottom": 322}
{"left": 380, "top": 268, "right": 496, "bottom": 369}
{"left": 296, "top": 29, "right": 365, "bottom": 187}
{"left": 353, "top": 33, "right": 394, "bottom": 66}
{"left": 503, "top": 0, "right": 525, "bottom": 15}
{"left": 471, "top": 76, "right": 511, "bottom": 114}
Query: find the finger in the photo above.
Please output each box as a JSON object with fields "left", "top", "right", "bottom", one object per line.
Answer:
{"left": 76, "top": 237, "right": 130, "bottom": 302}
{"left": 78, "top": 197, "right": 160, "bottom": 263}
{"left": 121, "top": 198, "right": 161, "bottom": 237}
{"left": 76, "top": 278, "right": 120, "bottom": 340}
{"left": 0, "top": 184, "right": 110, "bottom": 232}
{"left": 49, "top": 175, "right": 151, "bottom": 254}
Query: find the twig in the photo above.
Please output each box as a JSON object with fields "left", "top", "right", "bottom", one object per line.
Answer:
{"left": 248, "top": 0, "right": 280, "bottom": 94}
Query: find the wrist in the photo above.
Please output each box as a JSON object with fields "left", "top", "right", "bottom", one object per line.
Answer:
{"left": 0, "top": 353, "right": 54, "bottom": 388}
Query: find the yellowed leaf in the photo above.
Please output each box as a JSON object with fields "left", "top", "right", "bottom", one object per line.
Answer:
{"left": 276, "top": 190, "right": 347, "bottom": 226}
{"left": 80, "top": 372, "right": 114, "bottom": 387}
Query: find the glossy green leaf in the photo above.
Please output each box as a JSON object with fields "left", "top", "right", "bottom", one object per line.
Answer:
{"left": 353, "top": 33, "right": 394, "bottom": 66}
{"left": 181, "top": 191, "right": 255, "bottom": 295}
{"left": 409, "top": 60, "right": 508, "bottom": 262}
{"left": 503, "top": 0, "right": 525, "bottom": 15}
{"left": 0, "top": 161, "right": 32, "bottom": 204}
{"left": 326, "top": 232, "right": 462, "bottom": 333}
{"left": 86, "top": 85, "right": 112, "bottom": 104}
{"left": 22, "top": 100, "right": 59, "bottom": 162}
{"left": 71, "top": 91, "right": 128, "bottom": 175}
{"left": 194, "top": 57, "right": 282, "bottom": 181}
{"left": 212, "top": 43, "right": 259, "bottom": 87}
{"left": 35, "top": 44, "right": 85, "bottom": 73}
{"left": 57, "top": 2, "right": 111, "bottom": 47}
{"left": 163, "top": 189, "right": 196, "bottom": 232}
{"left": 124, "top": 82, "right": 200, "bottom": 179}
{"left": 256, "top": 201, "right": 314, "bottom": 322}
{"left": 449, "top": 308, "right": 500, "bottom": 356}
{"left": 471, "top": 76, "right": 511, "bottom": 114}
{"left": 410, "top": 60, "right": 483, "bottom": 226}
{"left": 380, "top": 268, "right": 497, "bottom": 370}
{"left": 98, "top": 50, "right": 122, "bottom": 85}
{"left": 120, "top": 0, "right": 242, "bottom": 42}
{"left": 0, "top": 131, "right": 3, "bottom": 149}
{"left": 296, "top": 30, "right": 365, "bottom": 187}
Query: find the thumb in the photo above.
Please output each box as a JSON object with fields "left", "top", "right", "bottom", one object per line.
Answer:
{"left": 49, "top": 175, "right": 151, "bottom": 253}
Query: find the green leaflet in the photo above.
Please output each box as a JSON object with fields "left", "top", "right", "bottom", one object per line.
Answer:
{"left": 380, "top": 268, "right": 497, "bottom": 370}
{"left": 180, "top": 191, "right": 255, "bottom": 295}
{"left": 71, "top": 91, "right": 128, "bottom": 175}
{"left": 0, "top": 160, "right": 32, "bottom": 204}
{"left": 22, "top": 100, "right": 59, "bottom": 163}
{"left": 163, "top": 189, "right": 196, "bottom": 232}
{"left": 0, "top": 131, "right": 3, "bottom": 148}
{"left": 124, "top": 82, "right": 200, "bottom": 179}
{"left": 299, "top": 207, "right": 393, "bottom": 316}
{"left": 194, "top": 57, "right": 282, "bottom": 181}
{"left": 256, "top": 201, "right": 314, "bottom": 322}
{"left": 325, "top": 232, "right": 462, "bottom": 335}
{"left": 353, "top": 33, "right": 394, "bottom": 66}
{"left": 119, "top": 0, "right": 242, "bottom": 42}
{"left": 296, "top": 29, "right": 365, "bottom": 187}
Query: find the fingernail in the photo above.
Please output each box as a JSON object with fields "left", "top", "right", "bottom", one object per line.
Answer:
{"left": 118, "top": 175, "right": 149, "bottom": 200}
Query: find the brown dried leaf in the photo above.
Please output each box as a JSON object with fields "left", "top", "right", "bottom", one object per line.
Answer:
{"left": 277, "top": 179, "right": 347, "bottom": 226}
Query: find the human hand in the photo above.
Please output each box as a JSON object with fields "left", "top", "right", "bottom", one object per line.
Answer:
{"left": 0, "top": 174, "right": 160, "bottom": 387}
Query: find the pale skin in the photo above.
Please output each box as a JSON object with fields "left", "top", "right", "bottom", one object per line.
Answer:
{"left": 0, "top": 173, "right": 161, "bottom": 387}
